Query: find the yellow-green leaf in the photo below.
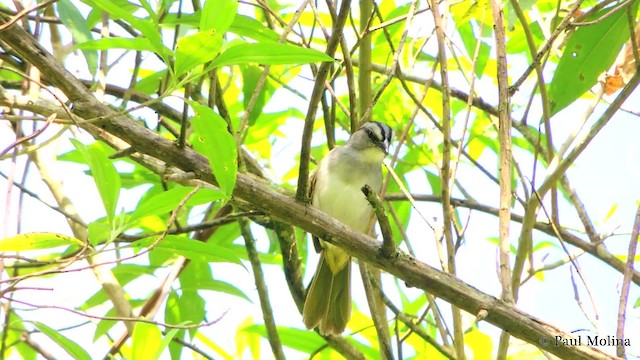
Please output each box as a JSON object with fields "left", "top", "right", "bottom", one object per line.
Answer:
{"left": 191, "top": 103, "right": 237, "bottom": 197}
{"left": 33, "top": 322, "right": 91, "bottom": 360}
{"left": 210, "top": 42, "right": 334, "bottom": 69}
{"left": 132, "top": 322, "right": 162, "bottom": 360}
{"left": 0, "top": 233, "right": 84, "bottom": 251}
{"left": 174, "top": 30, "right": 223, "bottom": 77}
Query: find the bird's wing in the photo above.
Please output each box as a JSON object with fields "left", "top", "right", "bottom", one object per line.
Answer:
{"left": 307, "top": 170, "right": 324, "bottom": 253}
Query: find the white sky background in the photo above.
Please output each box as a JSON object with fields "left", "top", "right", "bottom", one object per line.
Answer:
{"left": 1, "top": 0, "right": 640, "bottom": 359}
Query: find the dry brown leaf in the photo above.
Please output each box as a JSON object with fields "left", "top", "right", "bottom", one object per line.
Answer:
{"left": 604, "top": 22, "right": 640, "bottom": 94}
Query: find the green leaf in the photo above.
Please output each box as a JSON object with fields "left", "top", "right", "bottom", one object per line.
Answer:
{"left": 457, "top": 20, "right": 490, "bottom": 78}
{"left": 229, "top": 15, "right": 279, "bottom": 42}
{"left": 165, "top": 291, "right": 186, "bottom": 359}
{"left": 153, "top": 327, "right": 183, "bottom": 360}
{"left": 548, "top": 4, "right": 638, "bottom": 115}
{"left": 178, "top": 289, "right": 205, "bottom": 338}
{"left": 57, "top": 0, "right": 97, "bottom": 74}
{"left": 132, "top": 322, "right": 162, "bottom": 360}
{"left": 241, "top": 65, "right": 275, "bottom": 126}
{"left": 128, "top": 186, "right": 225, "bottom": 224}
{"left": 174, "top": 30, "right": 223, "bottom": 77}
{"left": 81, "top": 264, "right": 156, "bottom": 310}
{"left": 183, "top": 279, "right": 252, "bottom": 302}
{"left": 87, "top": 218, "right": 111, "bottom": 247}
{"left": 132, "top": 235, "right": 243, "bottom": 265}
{"left": 4, "top": 313, "right": 36, "bottom": 360}
{"left": 604, "top": 203, "right": 619, "bottom": 222}
{"left": 191, "top": 103, "right": 237, "bottom": 197}
{"left": 486, "top": 237, "right": 517, "bottom": 254}
{"left": 201, "top": 0, "right": 237, "bottom": 34}
{"left": 425, "top": 170, "right": 442, "bottom": 195}
{"left": 0, "top": 232, "right": 84, "bottom": 251}
{"left": 138, "top": 0, "right": 159, "bottom": 25}
{"left": 243, "top": 325, "right": 325, "bottom": 353}
{"left": 33, "top": 322, "right": 92, "bottom": 360}
{"left": 465, "top": 328, "right": 493, "bottom": 360}
{"left": 71, "top": 139, "right": 121, "bottom": 223}
{"left": 80, "top": 0, "right": 171, "bottom": 64}
{"left": 210, "top": 42, "right": 334, "bottom": 68}
{"left": 76, "top": 37, "right": 156, "bottom": 51}
{"left": 134, "top": 69, "right": 166, "bottom": 94}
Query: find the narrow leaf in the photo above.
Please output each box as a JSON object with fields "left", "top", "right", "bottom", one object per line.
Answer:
{"left": 58, "top": 0, "right": 97, "bottom": 74}
{"left": 174, "top": 30, "right": 223, "bottom": 77}
{"left": 76, "top": 37, "right": 156, "bottom": 51}
{"left": 132, "top": 235, "right": 243, "bottom": 265}
{"left": 201, "top": 0, "right": 237, "bottom": 34}
{"left": 132, "top": 322, "right": 162, "bottom": 360}
{"left": 182, "top": 279, "right": 252, "bottom": 302}
{"left": 81, "top": 0, "right": 171, "bottom": 63}
{"left": 241, "top": 65, "right": 275, "bottom": 126}
{"left": 243, "top": 325, "right": 324, "bottom": 353}
{"left": 179, "top": 289, "right": 205, "bottom": 338}
{"left": 0, "top": 233, "right": 84, "bottom": 251}
{"left": 191, "top": 103, "right": 237, "bottom": 197}
{"left": 152, "top": 327, "right": 183, "bottom": 360}
{"left": 71, "top": 139, "right": 121, "bottom": 223}
{"left": 229, "top": 15, "right": 279, "bottom": 42}
{"left": 128, "top": 186, "right": 225, "bottom": 224}
{"left": 33, "top": 322, "right": 92, "bottom": 360}
{"left": 548, "top": 4, "right": 638, "bottom": 115}
{"left": 210, "top": 42, "right": 335, "bottom": 68}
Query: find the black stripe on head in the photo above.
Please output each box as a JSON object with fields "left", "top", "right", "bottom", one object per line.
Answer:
{"left": 364, "top": 122, "right": 382, "bottom": 143}
{"left": 359, "top": 121, "right": 392, "bottom": 154}
{"left": 361, "top": 121, "right": 388, "bottom": 142}
{"left": 371, "top": 121, "right": 392, "bottom": 143}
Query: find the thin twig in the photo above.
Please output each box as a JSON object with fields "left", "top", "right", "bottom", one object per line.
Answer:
{"left": 20, "top": 333, "right": 56, "bottom": 360}
{"left": 357, "top": 0, "right": 373, "bottom": 125}
{"left": 361, "top": 185, "right": 395, "bottom": 257}
{"left": 358, "top": 262, "right": 393, "bottom": 360}
{"left": 0, "top": 0, "right": 57, "bottom": 30}
{"left": 509, "top": 0, "right": 586, "bottom": 94}
{"left": 237, "top": 0, "right": 310, "bottom": 144}
{"left": 615, "top": 205, "right": 640, "bottom": 357}
{"left": 7, "top": 297, "right": 225, "bottom": 330}
{"left": 428, "top": 0, "right": 464, "bottom": 358}
{"left": 491, "top": 0, "right": 514, "bottom": 357}
{"left": 240, "top": 219, "right": 285, "bottom": 360}
{"left": 380, "top": 291, "right": 456, "bottom": 360}
{"left": 296, "top": 0, "right": 352, "bottom": 201}
{"left": 569, "top": 0, "right": 634, "bottom": 27}
{"left": 383, "top": 192, "right": 640, "bottom": 286}
{"left": 359, "top": 0, "right": 419, "bottom": 125}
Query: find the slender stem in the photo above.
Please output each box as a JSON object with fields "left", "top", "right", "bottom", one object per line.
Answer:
{"left": 362, "top": 185, "right": 394, "bottom": 257}
{"left": 616, "top": 205, "right": 640, "bottom": 357}
{"left": 296, "top": 0, "right": 352, "bottom": 201}
{"left": 240, "top": 220, "right": 286, "bottom": 360}
{"left": 489, "top": 1, "right": 513, "bottom": 358}
{"left": 428, "top": 1, "right": 464, "bottom": 358}
{"left": 359, "top": 262, "right": 393, "bottom": 360}
{"left": 357, "top": 0, "right": 372, "bottom": 127}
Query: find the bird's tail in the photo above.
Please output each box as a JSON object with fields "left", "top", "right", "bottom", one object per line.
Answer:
{"left": 302, "top": 254, "right": 351, "bottom": 335}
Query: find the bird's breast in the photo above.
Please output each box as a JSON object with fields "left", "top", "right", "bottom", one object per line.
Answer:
{"left": 312, "top": 167, "right": 381, "bottom": 232}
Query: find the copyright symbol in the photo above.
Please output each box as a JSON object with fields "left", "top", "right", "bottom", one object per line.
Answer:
{"left": 539, "top": 336, "right": 550, "bottom": 347}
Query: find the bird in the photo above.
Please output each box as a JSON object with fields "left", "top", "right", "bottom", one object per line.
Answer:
{"left": 302, "top": 121, "right": 393, "bottom": 336}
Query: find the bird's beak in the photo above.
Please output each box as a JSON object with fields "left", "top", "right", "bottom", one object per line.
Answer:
{"left": 378, "top": 140, "right": 390, "bottom": 155}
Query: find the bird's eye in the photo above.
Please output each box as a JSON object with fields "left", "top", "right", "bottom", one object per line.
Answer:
{"left": 366, "top": 129, "right": 379, "bottom": 142}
